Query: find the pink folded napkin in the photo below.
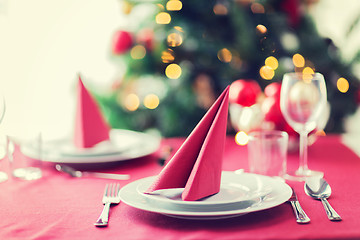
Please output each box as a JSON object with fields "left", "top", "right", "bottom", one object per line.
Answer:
{"left": 146, "top": 86, "right": 230, "bottom": 201}
{"left": 74, "top": 76, "right": 110, "bottom": 148}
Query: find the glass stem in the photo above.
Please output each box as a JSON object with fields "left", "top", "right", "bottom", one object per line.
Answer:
{"left": 298, "top": 132, "right": 309, "bottom": 174}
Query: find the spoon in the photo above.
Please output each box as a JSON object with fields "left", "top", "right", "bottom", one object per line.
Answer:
{"left": 55, "top": 164, "right": 130, "bottom": 180}
{"left": 304, "top": 177, "right": 342, "bottom": 221}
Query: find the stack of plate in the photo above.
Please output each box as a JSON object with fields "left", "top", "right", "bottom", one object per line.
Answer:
{"left": 21, "top": 129, "right": 160, "bottom": 164}
{"left": 120, "top": 171, "right": 292, "bottom": 220}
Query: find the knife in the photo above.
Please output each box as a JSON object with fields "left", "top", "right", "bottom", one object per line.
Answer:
{"left": 55, "top": 164, "right": 130, "bottom": 180}
{"left": 288, "top": 188, "right": 310, "bottom": 224}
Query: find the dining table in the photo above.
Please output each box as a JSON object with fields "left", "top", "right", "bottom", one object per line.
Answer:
{"left": 1, "top": 133, "right": 359, "bottom": 240}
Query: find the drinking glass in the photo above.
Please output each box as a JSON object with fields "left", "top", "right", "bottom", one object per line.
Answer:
{"left": 8, "top": 132, "right": 43, "bottom": 181}
{"left": 280, "top": 72, "right": 327, "bottom": 181}
{"left": 0, "top": 95, "right": 7, "bottom": 183}
{"left": 248, "top": 130, "right": 288, "bottom": 178}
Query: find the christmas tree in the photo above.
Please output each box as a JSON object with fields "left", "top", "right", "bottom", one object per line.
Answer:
{"left": 95, "top": 0, "right": 360, "bottom": 137}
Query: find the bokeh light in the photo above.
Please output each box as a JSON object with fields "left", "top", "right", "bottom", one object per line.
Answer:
{"left": 161, "top": 49, "right": 175, "bottom": 63}
{"left": 292, "top": 53, "right": 305, "bottom": 67}
{"left": 337, "top": 77, "right": 349, "bottom": 93}
{"left": 144, "top": 94, "right": 160, "bottom": 109}
{"left": 174, "top": 26, "right": 184, "bottom": 32}
{"left": 217, "top": 48, "right": 232, "bottom": 63}
{"left": 165, "top": 63, "right": 182, "bottom": 79}
{"left": 302, "top": 67, "right": 315, "bottom": 75}
{"left": 256, "top": 24, "right": 267, "bottom": 34}
{"left": 235, "top": 131, "right": 249, "bottom": 146}
{"left": 302, "top": 67, "right": 315, "bottom": 82}
{"left": 124, "top": 93, "right": 140, "bottom": 111}
{"left": 130, "top": 45, "right": 146, "bottom": 59}
{"left": 166, "top": 0, "right": 182, "bottom": 11}
{"left": 315, "top": 129, "right": 326, "bottom": 136}
{"left": 213, "top": 3, "right": 228, "bottom": 15}
{"left": 265, "top": 56, "right": 278, "bottom": 70}
{"left": 259, "top": 66, "right": 274, "bottom": 80}
{"left": 156, "top": 12, "right": 171, "bottom": 24}
{"left": 251, "top": 3, "right": 265, "bottom": 13}
{"left": 167, "top": 32, "right": 183, "bottom": 47}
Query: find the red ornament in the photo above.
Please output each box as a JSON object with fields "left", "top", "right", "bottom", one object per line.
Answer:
{"left": 112, "top": 30, "right": 133, "bottom": 55}
{"left": 282, "top": 121, "right": 298, "bottom": 137}
{"left": 229, "top": 79, "right": 261, "bottom": 107}
{"left": 280, "top": 0, "right": 301, "bottom": 28}
{"left": 137, "top": 29, "right": 154, "bottom": 51}
{"left": 356, "top": 88, "right": 360, "bottom": 105}
{"left": 264, "top": 82, "right": 281, "bottom": 99}
{"left": 261, "top": 96, "right": 283, "bottom": 124}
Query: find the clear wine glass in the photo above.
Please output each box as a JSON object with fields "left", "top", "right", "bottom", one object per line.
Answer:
{"left": 0, "top": 95, "right": 7, "bottom": 183}
{"left": 280, "top": 72, "right": 327, "bottom": 181}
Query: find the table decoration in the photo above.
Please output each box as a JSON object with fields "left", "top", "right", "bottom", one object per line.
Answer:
{"left": 145, "top": 86, "right": 229, "bottom": 201}
{"left": 74, "top": 75, "right": 111, "bottom": 148}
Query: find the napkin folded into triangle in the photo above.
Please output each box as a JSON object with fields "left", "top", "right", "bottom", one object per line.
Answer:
{"left": 74, "top": 76, "right": 110, "bottom": 148}
{"left": 145, "top": 86, "right": 230, "bottom": 201}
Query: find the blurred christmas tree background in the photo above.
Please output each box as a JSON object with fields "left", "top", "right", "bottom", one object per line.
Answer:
{"left": 94, "top": 0, "right": 360, "bottom": 137}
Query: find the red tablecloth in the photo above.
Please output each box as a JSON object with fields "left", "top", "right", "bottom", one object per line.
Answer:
{"left": 0, "top": 134, "right": 359, "bottom": 239}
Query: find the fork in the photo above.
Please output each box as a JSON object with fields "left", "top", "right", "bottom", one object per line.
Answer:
{"left": 94, "top": 183, "right": 121, "bottom": 227}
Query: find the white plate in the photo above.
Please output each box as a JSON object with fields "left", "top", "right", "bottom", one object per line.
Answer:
{"left": 21, "top": 129, "right": 160, "bottom": 164}
{"left": 120, "top": 171, "right": 292, "bottom": 220}
{"left": 136, "top": 173, "right": 272, "bottom": 211}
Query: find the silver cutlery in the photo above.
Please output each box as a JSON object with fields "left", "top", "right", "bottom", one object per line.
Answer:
{"left": 288, "top": 188, "right": 310, "bottom": 224}
{"left": 304, "top": 177, "right": 342, "bottom": 221}
{"left": 94, "top": 183, "right": 121, "bottom": 227}
{"left": 55, "top": 164, "right": 130, "bottom": 180}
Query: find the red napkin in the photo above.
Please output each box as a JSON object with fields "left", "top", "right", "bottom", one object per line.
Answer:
{"left": 74, "top": 76, "right": 110, "bottom": 148}
{"left": 146, "top": 86, "right": 230, "bottom": 201}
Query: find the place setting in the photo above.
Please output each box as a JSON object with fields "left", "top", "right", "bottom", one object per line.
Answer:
{"left": 117, "top": 86, "right": 292, "bottom": 221}
{"left": 19, "top": 76, "right": 160, "bottom": 166}
{"left": 2, "top": 76, "right": 160, "bottom": 182}
{"left": 115, "top": 73, "right": 342, "bottom": 224}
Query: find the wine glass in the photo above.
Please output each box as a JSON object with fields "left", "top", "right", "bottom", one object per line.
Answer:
{"left": 280, "top": 72, "right": 327, "bottom": 181}
{"left": 0, "top": 95, "right": 7, "bottom": 183}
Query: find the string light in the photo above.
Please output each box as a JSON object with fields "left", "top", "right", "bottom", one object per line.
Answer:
{"left": 265, "top": 56, "right": 278, "bottom": 70}
{"left": 156, "top": 12, "right": 171, "bottom": 24}
{"left": 124, "top": 93, "right": 140, "bottom": 111}
{"left": 217, "top": 48, "right": 232, "bottom": 63}
{"left": 165, "top": 63, "right": 182, "bottom": 79}
{"left": 235, "top": 131, "right": 249, "bottom": 146}
{"left": 166, "top": 0, "right": 182, "bottom": 11}
{"left": 292, "top": 53, "right": 305, "bottom": 67}
{"left": 130, "top": 45, "right": 146, "bottom": 59}
{"left": 167, "top": 32, "right": 183, "bottom": 47}
{"left": 337, "top": 77, "right": 349, "bottom": 93}
{"left": 144, "top": 94, "right": 160, "bottom": 109}
{"left": 259, "top": 66, "right": 274, "bottom": 80}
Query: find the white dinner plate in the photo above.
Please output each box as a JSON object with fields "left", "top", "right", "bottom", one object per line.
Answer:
{"left": 120, "top": 171, "right": 292, "bottom": 220}
{"left": 136, "top": 173, "right": 272, "bottom": 211}
{"left": 21, "top": 129, "right": 160, "bottom": 164}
